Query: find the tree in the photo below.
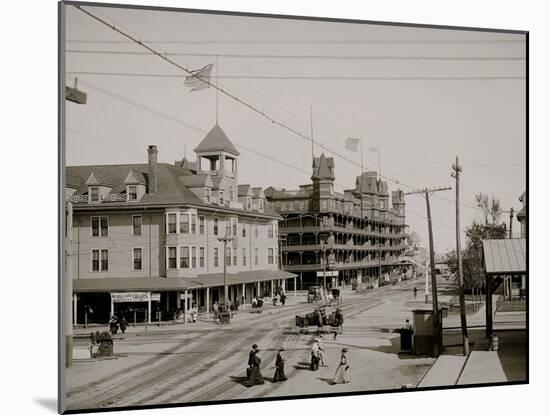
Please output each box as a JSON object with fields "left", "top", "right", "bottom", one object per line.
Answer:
{"left": 475, "top": 193, "right": 502, "bottom": 225}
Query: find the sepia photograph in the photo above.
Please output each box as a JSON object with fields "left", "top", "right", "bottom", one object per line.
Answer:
{"left": 59, "top": 1, "right": 527, "bottom": 413}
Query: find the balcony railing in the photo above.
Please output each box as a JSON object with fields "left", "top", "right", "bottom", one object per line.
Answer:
{"left": 103, "top": 194, "right": 127, "bottom": 202}
{"left": 279, "top": 224, "right": 406, "bottom": 238}
{"left": 282, "top": 258, "right": 399, "bottom": 272}
{"left": 70, "top": 195, "right": 88, "bottom": 203}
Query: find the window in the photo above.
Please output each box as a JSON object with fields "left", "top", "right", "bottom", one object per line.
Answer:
{"left": 254, "top": 248, "right": 259, "bottom": 265}
{"left": 268, "top": 223, "right": 274, "bottom": 238}
{"left": 89, "top": 187, "right": 99, "bottom": 202}
{"left": 180, "top": 214, "right": 189, "bottom": 233}
{"left": 258, "top": 199, "right": 264, "bottom": 212}
{"left": 91, "top": 250, "right": 99, "bottom": 272}
{"left": 168, "top": 247, "right": 177, "bottom": 269}
{"left": 229, "top": 185, "right": 234, "bottom": 202}
{"left": 225, "top": 220, "right": 231, "bottom": 236}
{"left": 199, "top": 216, "right": 205, "bottom": 234}
{"left": 191, "top": 246, "right": 197, "bottom": 268}
{"left": 200, "top": 247, "right": 205, "bottom": 267}
{"left": 268, "top": 248, "right": 274, "bottom": 265}
{"left": 232, "top": 218, "right": 238, "bottom": 236}
{"left": 133, "top": 248, "right": 142, "bottom": 270}
{"left": 191, "top": 214, "right": 197, "bottom": 234}
{"left": 180, "top": 246, "right": 189, "bottom": 268}
{"left": 242, "top": 248, "right": 247, "bottom": 266}
{"left": 233, "top": 248, "right": 237, "bottom": 266}
{"left": 127, "top": 185, "right": 137, "bottom": 201}
{"left": 226, "top": 247, "right": 231, "bottom": 267}
{"left": 214, "top": 247, "right": 219, "bottom": 267}
{"left": 167, "top": 213, "right": 177, "bottom": 234}
{"left": 247, "top": 197, "right": 252, "bottom": 210}
{"left": 219, "top": 190, "right": 225, "bottom": 205}
{"left": 321, "top": 199, "right": 328, "bottom": 211}
{"left": 254, "top": 224, "right": 259, "bottom": 238}
{"left": 132, "top": 216, "right": 142, "bottom": 236}
{"left": 91, "top": 216, "right": 108, "bottom": 237}
{"left": 204, "top": 188, "right": 211, "bottom": 204}
{"left": 242, "top": 224, "right": 246, "bottom": 238}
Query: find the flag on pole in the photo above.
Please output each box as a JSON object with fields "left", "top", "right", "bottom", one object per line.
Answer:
{"left": 184, "top": 63, "right": 214, "bottom": 92}
{"left": 369, "top": 145, "right": 380, "bottom": 152}
{"left": 345, "top": 137, "right": 361, "bottom": 152}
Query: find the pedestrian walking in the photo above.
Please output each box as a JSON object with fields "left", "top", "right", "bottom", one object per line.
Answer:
{"left": 247, "top": 347, "right": 265, "bottom": 386}
{"left": 247, "top": 344, "right": 258, "bottom": 380}
{"left": 310, "top": 338, "right": 324, "bottom": 370}
{"left": 335, "top": 308, "right": 344, "bottom": 337}
{"left": 273, "top": 347, "right": 287, "bottom": 382}
{"left": 280, "top": 293, "right": 286, "bottom": 306}
{"left": 332, "top": 348, "right": 350, "bottom": 384}
{"left": 413, "top": 286, "right": 418, "bottom": 298}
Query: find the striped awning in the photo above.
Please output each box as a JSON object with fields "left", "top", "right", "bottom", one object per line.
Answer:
{"left": 482, "top": 239, "right": 526, "bottom": 275}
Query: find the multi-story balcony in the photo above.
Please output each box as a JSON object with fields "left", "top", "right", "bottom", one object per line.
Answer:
{"left": 279, "top": 225, "right": 406, "bottom": 239}
{"left": 282, "top": 258, "right": 399, "bottom": 272}
{"left": 282, "top": 243, "right": 407, "bottom": 252}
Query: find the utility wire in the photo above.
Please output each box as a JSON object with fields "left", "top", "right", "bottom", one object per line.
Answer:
{"left": 66, "top": 71, "right": 525, "bottom": 81}
{"left": 66, "top": 50, "right": 526, "bottom": 61}
{"left": 71, "top": 5, "right": 508, "bottom": 215}
{"left": 66, "top": 39, "right": 526, "bottom": 45}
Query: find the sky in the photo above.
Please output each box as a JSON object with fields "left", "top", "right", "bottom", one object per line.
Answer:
{"left": 64, "top": 3, "right": 527, "bottom": 253}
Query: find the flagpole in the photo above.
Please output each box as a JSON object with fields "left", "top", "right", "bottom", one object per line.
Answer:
{"left": 215, "top": 55, "right": 219, "bottom": 125}
{"left": 310, "top": 106, "right": 314, "bottom": 164}
{"left": 360, "top": 139, "right": 364, "bottom": 217}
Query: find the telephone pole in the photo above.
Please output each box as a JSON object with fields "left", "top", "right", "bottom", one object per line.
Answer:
{"left": 451, "top": 156, "right": 469, "bottom": 356}
{"left": 404, "top": 186, "right": 451, "bottom": 357}
{"left": 218, "top": 236, "right": 234, "bottom": 306}
{"left": 65, "top": 201, "right": 74, "bottom": 368}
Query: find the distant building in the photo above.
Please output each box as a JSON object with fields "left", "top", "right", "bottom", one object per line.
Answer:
{"left": 517, "top": 191, "right": 526, "bottom": 238}
{"left": 265, "top": 153, "right": 408, "bottom": 288}
{"left": 66, "top": 125, "right": 295, "bottom": 324}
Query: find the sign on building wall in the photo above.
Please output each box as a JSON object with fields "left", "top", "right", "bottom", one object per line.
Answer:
{"left": 111, "top": 292, "right": 151, "bottom": 303}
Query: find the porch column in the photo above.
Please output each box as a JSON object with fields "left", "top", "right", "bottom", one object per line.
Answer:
{"left": 294, "top": 277, "right": 297, "bottom": 297}
{"left": 183, "top": 289, "right": 188, "bottom": 324}
{"left": 242, "top": 283, "right": 246, "bottom": 310}
{"left": 485, "top": 275, "right": 493, "bottom": 337}
{"left": 73, "top": 293, "right": 77, "bottom": 326}
{"left": 206, "top": 287, "right": 210, "bottom": 318}
{"left": 176, "top": 290, "right": 182, "bottom": 309}
{"left": 110, "top": 294, "right": 114, "bottom": 317}
{"left": 271, "top": 280, "right": 274, "bottom": 296}
{"left": 257, "top": 281, "right": 261, "bottom": 297}
{"left": 147, "top": 292, "right": 152, "bottom": 324}
{"left": 282, "top": 279, "right": 286, "bottom": 293}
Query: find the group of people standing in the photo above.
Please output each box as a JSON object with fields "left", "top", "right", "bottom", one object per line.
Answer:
{"left": 245, "top": 339, "right": 350, "bottom": 387}
{"left": 246, "top": 344, "right": 287, "bottom": 386}
{"left": 310, "top": 338, "right": 350, "bottom": 384}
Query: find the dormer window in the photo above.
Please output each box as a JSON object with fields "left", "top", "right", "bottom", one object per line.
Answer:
{"left": 258, "top": 199, "right": 264, "bottom": 212}
{"left": 229, "top": 185, "right": 234, "bottom": 202}
{"left": 204, "top": 188, "right": 211, "bottom": 204}
{"left": 127, "top": 185, "right": 137, "bottom": 201}
{"left": 89, "top": 187, "right": 99, "bottom": 202}
{"left": 219, "top": 190, "right": 225, "bottom": 206}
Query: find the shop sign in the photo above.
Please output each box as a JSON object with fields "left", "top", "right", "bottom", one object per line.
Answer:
{"left": 111, "top": 292, "right": 150, "bottom": 303}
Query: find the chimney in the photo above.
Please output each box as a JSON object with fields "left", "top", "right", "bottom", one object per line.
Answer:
{"left": 148, "top": 145, "right": 158, "bottom": 194}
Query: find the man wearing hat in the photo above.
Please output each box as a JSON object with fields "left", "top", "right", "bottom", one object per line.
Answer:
{"left": 273, "top": 347, "right": 287, "bottom": 382}
{"left": 311, "top": 338, "right": 324, "bottom": 370}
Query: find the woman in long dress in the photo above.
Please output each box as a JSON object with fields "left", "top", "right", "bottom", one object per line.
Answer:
{"left": 247, "top": 348, "right": 265, "bottom": 386}
{"left": 273, "top": 347, "right": 287, "bottom": 382}
{"left": 332, "top": 348, "right": 350, "bottom": 384}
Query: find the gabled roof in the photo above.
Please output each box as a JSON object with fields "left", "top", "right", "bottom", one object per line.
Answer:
{"left": 312, "top": 153, "right": 335, "bottom": 181}
{"left": 194, "top": 124, "right": 240, "bottom": 156}
{"left": 238, "top": 184, "right": 253, "bottom": 197}
{"left": 180, "top": 173, "right": 212, "bottom": 188}
{"left": 356, "top": 171, "right": 378, "bottom": 194}
{"left": 483, "top": 239, "right": 526, "bottom": 275}
{"left": 124, "top": 170, "right": 146, "bottom": 185}
{"left": 85, "top": 171, "right": 114, "bottom": 187}
{"left": 252, "top": 187, "right": 264, "bottom": 198}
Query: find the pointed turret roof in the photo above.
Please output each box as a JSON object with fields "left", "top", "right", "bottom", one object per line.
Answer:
{"left": 194, "top": 124, "right": 240, "bottom": 156}
{"left": 311, "top": 153, "right": 335, "bottom": 181}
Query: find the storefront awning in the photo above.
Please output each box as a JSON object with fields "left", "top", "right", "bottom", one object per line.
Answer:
{"left": 483, "top": 238, "right": 526, "bottom": 275}
{"left": 73, "top": 269, "right": 297, "bottom": 293}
